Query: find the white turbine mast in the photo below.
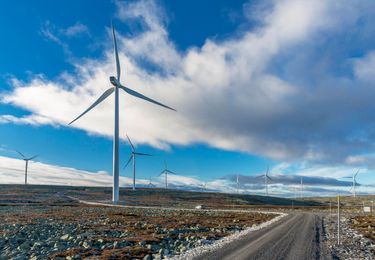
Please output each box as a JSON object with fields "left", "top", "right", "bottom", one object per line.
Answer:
{"left": 256, "top": 166, "right": 272, "bottom": 196}
{"left": 264, "top": 166, "right": 272, "bottom": 196}
{"left": 158, "top": 160, "right": 177, "bottom": 189}
{"left": 16, "top": 151, "right": 38, "bottom": 185}
{"left": 69, "top": 23, "right": 175, "bottom": 203}
{"left": 236, "top": 174, "right": 239, "bottom": 194}
{"left": 349, "top": 170, "right": 360, "bottom": 197}
{"left": 124, "top": 134, "right": 152, "bottom": 190}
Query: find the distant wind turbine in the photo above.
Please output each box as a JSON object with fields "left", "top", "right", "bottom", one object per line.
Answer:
{"left": 148, "top": 176, "right": 153, "bottom": 188}
{"left": 343, "top": 170, "right": 360, "bottom": 197}
{"left": 158, "top": 160, "right": 177, "bottom": 189}
{"left": 16, "top": 151, "right": 38, "bottom": 185}
{"left": 236, "top": 174, "right": 239, "bottom": 194}
{"left": 300, "top": 176, "right": 303, "bottom": 199}
{"left": 257, "top": 166, "right": 272, "bottom": 196}
{"left": 69, "top": 23, "right": 175, "bottom": 203}
{"left": 124, "top": 135, "right": 152, "bottom": 190}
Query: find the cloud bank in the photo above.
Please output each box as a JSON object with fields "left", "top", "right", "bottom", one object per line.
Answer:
{"left": 1, "top": 0, "right": 375, "bottom": 168}
{"left": 1, "top": 156, "right": 373, "bottom": 197}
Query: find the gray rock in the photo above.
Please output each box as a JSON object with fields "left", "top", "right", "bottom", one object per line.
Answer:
{"left": 60, "top": 234, "right": 70, "bottom": 241}
{"left": 143, "top": 255, "right": 152, "bottom": 260}
{"left": 152, "top": 254, "right": 161, "bottom": 260}
{"left": 82, "top": 241, "right": 90, "bottom": 249}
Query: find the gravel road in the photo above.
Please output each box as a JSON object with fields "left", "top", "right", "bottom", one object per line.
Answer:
{"left": 194, "top": 213, "right": 333, "bottom": 260}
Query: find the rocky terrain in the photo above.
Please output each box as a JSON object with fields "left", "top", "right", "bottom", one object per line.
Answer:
{"left": 0, "top": 195, "right": 276, "bottom": 259}
{"left": 3, "top": 184, "right": 374, "bottom": 259}
{"left": 350, "top": 215, "right": 375, "bottom": 244}
{"left": 324, "top": 213, "right": 375, "bottom": 259}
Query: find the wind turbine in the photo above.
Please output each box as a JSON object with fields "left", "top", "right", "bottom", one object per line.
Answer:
{"left": 124, "top": 135, "right": 152, "bottom": 190}
{"left": 16, "top": 151, "right": 38, "bottom": 185}
{"left": 300, "top": 176, "right": 303, "bottom": 199}
{"left": 148, "top": 176, "right": 153, "bottom": 188}
{"left": 158, "top": 160, "right": 177, "bottom": 189}
{"left": 343, "top": 170, "right": 360, "bottom": 197}
{"left": 69, "top": 23, "right": 175, "bottom": 203}
{"left": 202, "top": 182, "right": 207, "bottom": 192}
{"left": 236, "top": 174, "right": 239, "bottom": 194}
{"left": 257, "top": 166, "right": 272, "bottom": 196}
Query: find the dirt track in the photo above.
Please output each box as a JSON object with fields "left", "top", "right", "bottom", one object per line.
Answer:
{"left": 195, "top": 213, "right": 333, "bottom": 260}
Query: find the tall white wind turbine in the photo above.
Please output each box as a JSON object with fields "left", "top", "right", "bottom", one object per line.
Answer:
{"left": 344, "top": 170, "right": 360, "bottom": 197}
{"left": 69, "top": 23, "right": 175, "bottom": 203}
{"left": 124, "top": 134, "right": 152, "bottom": 190}
{"left": 236, "top": 174, "right": 239, "bottom": 194}
{"left": 257, "top": 166, "right": 272, "bottom": 196}
{"left": 158, "top": 160, "right": 177, "bottom": 189}
{"left": 16, "top": 151, "right": 38, "bottom": 185}
{"left": 148, "top": 176, "right": 153, "bottom": 188}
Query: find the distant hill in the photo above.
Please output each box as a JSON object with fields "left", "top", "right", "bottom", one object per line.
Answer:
{"left": 0, "top": 184, "right": 321, "bottom": 208}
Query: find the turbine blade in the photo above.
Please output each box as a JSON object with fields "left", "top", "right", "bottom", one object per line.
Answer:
{"left": 28, "top": 154, "right": 39, "bottom": 160}
{"left": 123, "top": 155, "right": 133, "bottom": 169}
{"left": 354, "top": 170, "right": 360, "bottom": 178}
{"left": 126, "top": 134, "right": 135, "bottom": 151}
{"left": 166, "top": 170, "right": 177, "bottom": 175}
{"left": 15, "top": 150, "right": 25, "bottom": 158}
{"left": 69, "top": 88, "right": 114, "bottom": 125}
{"left": 135, "top": 152, "right": 152, "bottom": 156}
{"left": 112, "top": 23, "right": 121, "bottom": 81}
{"left": 119, "top": 85, "right": 176, "bottom": 111}
{"left": 158, "top": 170, "right": 165, "bottom": 177}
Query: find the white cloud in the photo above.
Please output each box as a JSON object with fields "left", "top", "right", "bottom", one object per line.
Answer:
{"left": 0, "top": 114, "right": 54, "bottom": 126}
{"left": 2, "top": 0, "right": 375, "bottom": 166}
{"left": 354, "top": 51, "right": 375, "bottom": 81}
{"left": 63, "top": 22, "right": 89, "bottom": 37}
{"left": 1, "top": 155, "right": 373, "bottom": 197}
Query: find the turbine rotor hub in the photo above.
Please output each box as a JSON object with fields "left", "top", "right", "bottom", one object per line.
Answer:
{"left": 110, "top": 76, "right": 120, "bottom": 87}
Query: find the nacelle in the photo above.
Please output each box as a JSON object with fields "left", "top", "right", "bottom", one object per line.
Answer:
{"left": 110, "top": 76, "right": 119, "bottom": 86}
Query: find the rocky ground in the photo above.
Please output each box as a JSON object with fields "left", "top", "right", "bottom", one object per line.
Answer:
{"left": 0, "top": 202, "right": 275, "bottom": 259}
{"left": 324, "top": 213, "right": 375, "bottom": 259}
{"left": 350, "top": 215, "right": 375, "bottom": 244}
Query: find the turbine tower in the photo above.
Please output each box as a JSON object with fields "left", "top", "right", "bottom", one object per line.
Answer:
{"left": 124, "top": 134, "right": 152, "bottom": 190}
{"left": 16, "top": 151, "right": 38, "bottom": 185}
{"left": 300, "top": 176, "right": 303, "bottom": 199}
{"left": 158, "top": 160, "right": 177, "bottom": 189}
{"left": 69, "top": 23, "right": 175, "bottom": 203}
{"left": 236, "top": 174, "right": 239, "bottom": 194}
{"left": 345, "top": 170, "right": 360, "bottom": 197}
{"left": 256, "top": 166, "right": 272, "bottom": 196}
{"left": 261, "top": 166, "right": 272, "bottom": 196}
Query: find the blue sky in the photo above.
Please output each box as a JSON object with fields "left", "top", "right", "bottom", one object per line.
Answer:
{"left": 1, "top": 0, "right": 375, "bottom": 196}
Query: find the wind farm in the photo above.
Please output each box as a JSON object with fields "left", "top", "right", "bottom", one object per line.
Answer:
{"left": 1, "top": 0, "right": 375, "bottom": 259}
